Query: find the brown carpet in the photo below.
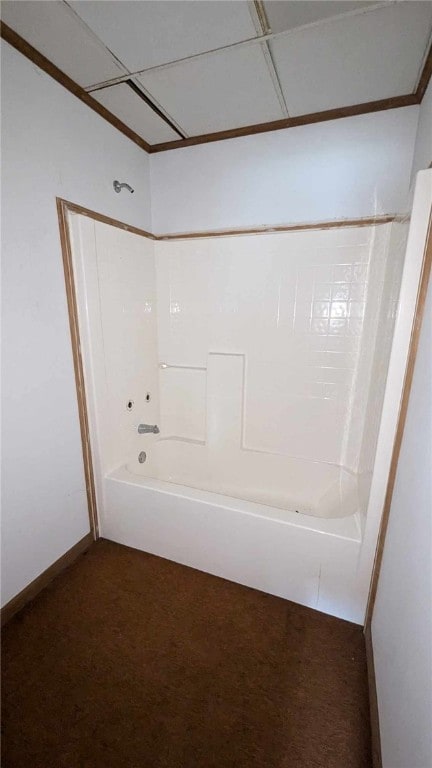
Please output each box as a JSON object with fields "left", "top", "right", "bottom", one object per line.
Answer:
{"left": 2, "top": 539, "right": 372, "bottom": 768}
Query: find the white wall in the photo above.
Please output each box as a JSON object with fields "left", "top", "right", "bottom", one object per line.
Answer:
{"left": 411, "top": 78, "right": 432, "bottom": 179}
{"left": 150, "top": 107, "right": 419, "bottom": 233}
{"left": 1, "top": 40, "right": 152, "bottom": 606}
{"left": 372, "top": 272, "right": 431, "bottom": 768}
{"left": 369, "top": 81, "right": 432, "bottom": 768}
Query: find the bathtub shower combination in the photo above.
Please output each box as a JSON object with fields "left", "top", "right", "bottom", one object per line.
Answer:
{"left": 70, "top": 211, "right": 410, "bottom": 623}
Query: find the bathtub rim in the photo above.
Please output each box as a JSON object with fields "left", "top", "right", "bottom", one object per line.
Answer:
{"left": 106, "top": 464, "right": 362, "bottom": 543}
{"left": 125, "top": 439, "right": 360, "bottom": 519}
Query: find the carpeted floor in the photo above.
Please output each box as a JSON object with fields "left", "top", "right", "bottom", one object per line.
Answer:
{"left": 2, "top": 539, "right": 372, "bottom": 768}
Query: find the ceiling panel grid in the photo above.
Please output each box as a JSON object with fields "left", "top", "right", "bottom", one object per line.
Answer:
{"left": 69, "top": 0, "right": 258, "bottom": 72}
{"left": 1, "top": 0, "right": 431, "bottom": 149}
{"left": 138, "top": 40, "right": 286, "bottom": 135}
{"left": 270, "top": 1, "right": 432, "bottom": 115}
{"left": 92, "top": 83, "right": 182, "bottom": 143}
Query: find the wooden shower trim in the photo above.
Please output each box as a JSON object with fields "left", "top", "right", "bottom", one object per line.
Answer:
{"left": 59, "top": 200, "right": 396, "bottom": 242}
{"left": 2, "top": 22, "right": 431, "bottom": 154}
{"left": 57, "top": 199, "right": 100, "bottom": 539}
{"left": 364, "top": 209, "right": 432, "bottom": 629}
{"left": 157, "top": 215, "right": 396, "bottom": 240}
{"left": 61, "top": 199, "right": 157, "bottom": 240}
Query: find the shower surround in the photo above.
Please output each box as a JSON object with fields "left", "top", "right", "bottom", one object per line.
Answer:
{"left": 70, "top": 214, "right": 407, "bottom": 623}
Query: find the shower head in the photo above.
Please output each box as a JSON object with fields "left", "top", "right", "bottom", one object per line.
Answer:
{"left": 113, "top": 180, "right": 134, "bottom": 194}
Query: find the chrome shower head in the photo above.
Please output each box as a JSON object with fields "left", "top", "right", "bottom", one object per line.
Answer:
{"left": 113, "top": 180, "right": 134, "bottom": 194}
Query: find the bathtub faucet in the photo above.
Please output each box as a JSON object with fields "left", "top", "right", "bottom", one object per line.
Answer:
{"left": 138, "top": 423, "right": 160, "bottom": 434}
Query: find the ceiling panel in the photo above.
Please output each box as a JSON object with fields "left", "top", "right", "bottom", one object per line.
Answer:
{"left": 91, "top": 83, "right": 181, "bottom": 143}
{"left": 1, "top": 0, "right": 127, "bottom": 88}
{"left": 264, "top": 1, "right": 382, "bottom": 34}
{"left": 69, "top": 1, "right": 257, "bottom": 74}
{"left": 271, "top": 2, "right": 432, "bottom": 116}
{"left": 138, "top": 44, "right": 285, "bottom": 137}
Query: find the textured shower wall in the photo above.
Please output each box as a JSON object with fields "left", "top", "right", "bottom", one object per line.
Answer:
{"left": 155, "top": 225, "right": 385, "bottom": 468}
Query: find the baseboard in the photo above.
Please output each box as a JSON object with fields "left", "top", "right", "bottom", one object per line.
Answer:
{"left": 1, "top": 532, "right": 94, "bottom": 627}
{"left": 364, "top": 623, "right": 383, "bottom": 768}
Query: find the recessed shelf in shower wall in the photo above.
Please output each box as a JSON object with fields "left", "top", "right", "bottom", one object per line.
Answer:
{"left": 159, "top": 362, "right": 207, "bottom": 442}
{"left": 206, "top": 352, "right": 245, "bottom": 451}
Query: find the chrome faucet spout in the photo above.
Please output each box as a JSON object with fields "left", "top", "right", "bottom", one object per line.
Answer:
{"left": 138, "top": 423, "right": 160, "bottom": 434}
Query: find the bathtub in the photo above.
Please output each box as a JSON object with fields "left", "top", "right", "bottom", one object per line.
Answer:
{"left": 102, "top": 438, "right": 364, "bottom": 623}
{"left": 124, "top": 435, "right": 359, "bottom": 518}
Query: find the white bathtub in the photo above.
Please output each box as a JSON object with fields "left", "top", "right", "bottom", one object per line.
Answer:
{"left": 102, "top": 439, "right": 364, "bottom": 623}
{"left": 124, "top": 436, "right": 360, "bottom": 518}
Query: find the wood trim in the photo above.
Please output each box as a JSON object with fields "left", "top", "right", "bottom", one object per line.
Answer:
{"left": 148, "top": 95, "right": 418, "bottom": 153}
{"left": 1, "top": 533, "right": 93, "bottom": 627}
{"left": 57, "top": 202, "right": 396, "bottom": 242}
{"left": 58, "top": 199, "right": 157, "bottom": 240}
{"left": 365, "top": 209, "right": 432, "bottom": 626}
{"left": 0, "top": 22, "right": 151, "bottom": 153}
{"left": 364, "top": 624, "right": 383, "bottom": 768}
{"left": 2, "top": 21, "right": 430, "bottom": 156}
{"left": 416, "top": 42, "right": 432, "bottom": 102}
{"left": 156, "top": 215, "right": 396, "bottom": 240}
{"left": 57, "top": 199, "right": 100, "bottom": 539}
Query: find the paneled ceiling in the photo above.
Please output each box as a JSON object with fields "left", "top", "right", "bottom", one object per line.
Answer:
{"left": 2, "top": 1, "right": 432, "bottom": 152}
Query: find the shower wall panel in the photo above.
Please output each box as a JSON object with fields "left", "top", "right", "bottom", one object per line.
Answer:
{"left": 74, "top": 215, "right": 404, "bottom": 522}
{"left": 155, "top": 226, "right": 385, "bottom": 468}
{"left": 71, "top": 217, "right": 159, "bottom": 477}
{"left": 356, "top": 219, "right": 409, "bottom": 521}
{"left": 341, "top": 223, "right": 393, "bottom": 472}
